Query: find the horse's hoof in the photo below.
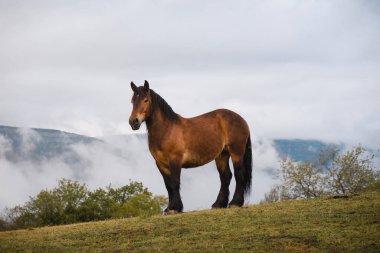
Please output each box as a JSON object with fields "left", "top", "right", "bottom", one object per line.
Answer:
{"left": 163, "top": 210, "right": 179, "bottom": 215}
{"left": 211, "top": 204, "right": 228, "bottom": 209}
{"left": 228, "top": 204, "right": 241, "bottom": 208}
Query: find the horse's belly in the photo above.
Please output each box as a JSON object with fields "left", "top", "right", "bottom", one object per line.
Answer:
{"left": 182, "top": 153, "right": 212, "bottom": 168}
{"left": 181, "top": 144, "right": 224, "bottom": 168}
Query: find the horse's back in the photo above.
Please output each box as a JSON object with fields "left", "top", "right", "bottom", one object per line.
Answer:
{"left": 187, "top": 108, "right": 246, "bottom": 123}
{"left": 194, "top": 108, "right": 248, "bottom": 130}
{"left": 183, "top": 108, "right": 249, "bottom": 147}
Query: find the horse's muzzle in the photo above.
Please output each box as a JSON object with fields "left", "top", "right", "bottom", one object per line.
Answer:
{"left": 129, "top": 118, "right": 141, "bottom": 130}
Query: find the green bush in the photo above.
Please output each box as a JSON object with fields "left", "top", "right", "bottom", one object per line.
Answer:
{"left": 5, "top": 179, "right": 167, "bottom": 230}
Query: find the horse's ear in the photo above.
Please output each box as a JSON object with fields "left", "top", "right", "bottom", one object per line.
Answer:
{"left": 130, "top": 82, "right": 138, "bottom": 92}
{"left": 144, "top": 80, "right": 150, "bottom": 91}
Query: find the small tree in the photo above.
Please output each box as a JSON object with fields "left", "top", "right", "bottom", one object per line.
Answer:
{"left": 262, "top": 185, "right": 286, "bottom": 203}
{"left": 114, "top": 193, "right": 167, "bottom": 218}
{"left": 327, "top": 146, "right": 379, "bottom": 195}
{"left": 262, "top": 145, "right": 379, "bottom": 203}
{"left": 107, "top": 181, "right": 167, "bottom": 218}
{"left": 6, "top": 205, "right": 35, "bottom": 229}
{"left": 279, "top": 158, "right": 326, "bottom": 199}
{"left": 28, "top": 190, "right": 65, "bottom": 226}
{"left": 79, "top": 188, "right": 115, "bottom": 221}
{"left": 316, "top": 145, "right": 340, "bottom": 169}
{"left": 107, "top": 181, "right": 148, "bottom": 204}
{"left": 53, "top": 179, "right": 88, "bottom": 224}
{"left": 0, "top": 217, "right": 8, "bottom": 231}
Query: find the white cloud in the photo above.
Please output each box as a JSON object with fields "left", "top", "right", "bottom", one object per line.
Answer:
{"left": 17, "top": 128, "right": 41, "bottom": 156}
{"left": 1, "top": 1, "right": 379, "bottom": 147}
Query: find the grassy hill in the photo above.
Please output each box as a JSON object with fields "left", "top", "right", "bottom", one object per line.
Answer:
{"left": 1, "top": 190, "right": 379, "bottom": 253}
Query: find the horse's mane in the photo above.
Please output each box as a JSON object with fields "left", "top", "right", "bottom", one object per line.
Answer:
{"left": 149, "top": 89, "right": 178, "bottom": 121}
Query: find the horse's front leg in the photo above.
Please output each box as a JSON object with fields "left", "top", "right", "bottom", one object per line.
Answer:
{"left": 156, "top": 161, "right": 183, "bottom": 214}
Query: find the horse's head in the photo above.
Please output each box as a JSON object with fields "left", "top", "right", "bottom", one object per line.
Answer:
{"left": 129, "top": 80, "right": 152, "bottom": 130}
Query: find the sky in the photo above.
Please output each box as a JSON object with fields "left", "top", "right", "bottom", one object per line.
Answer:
{"left": 0, "top": 0, "right": 380, "bottom": 211}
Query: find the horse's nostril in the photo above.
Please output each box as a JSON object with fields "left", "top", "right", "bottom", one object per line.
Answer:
{"left": 129, "top": 118, "right": 140, "bottom": 130}
{"left": 129, "top": 118, "right": 139, "bottom": 127}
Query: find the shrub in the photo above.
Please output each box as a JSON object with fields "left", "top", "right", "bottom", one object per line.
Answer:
{"left": 4, "top": 179, "right": 167, "bottom": 230}
{"left": 263, "top": 146, "right": 379, "bottom": 203}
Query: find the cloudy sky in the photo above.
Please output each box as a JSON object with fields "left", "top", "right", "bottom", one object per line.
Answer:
{"left": 1, "top": 0, "right": 379, "bottom": 147}
{"left": 1, "top": 0, "right": 380, "bottom": 211}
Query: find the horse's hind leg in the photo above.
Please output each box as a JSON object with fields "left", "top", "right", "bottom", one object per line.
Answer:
{"left": 229, "top": 143, "right": 247, "bottom": 207}
{"left": 229, "top": 156, "right": 245, "bottom": 207}
{"left": 212, "top": 149, "right": 232, "bottom": 208}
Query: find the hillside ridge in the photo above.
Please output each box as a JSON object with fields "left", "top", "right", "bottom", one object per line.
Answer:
{"left": 1, "top": 190, "right": 379, "bottom": 252}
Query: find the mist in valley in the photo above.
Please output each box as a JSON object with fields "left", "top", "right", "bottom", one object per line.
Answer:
{"left": 0, "top": 127, "right": 280, "bottom": 212}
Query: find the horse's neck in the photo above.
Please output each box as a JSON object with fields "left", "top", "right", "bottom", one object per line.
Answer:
{"left": 146, "top": 109, "right": 174, "bottom": 141}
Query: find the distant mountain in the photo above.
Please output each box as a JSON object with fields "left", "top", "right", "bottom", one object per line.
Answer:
{"left": 0, "top": 125, "right": 339, "bottom": 164}
{"left": 273, "top": 139, "right": 341, "bottom": 162}
{"left": 0, "top": 125, "right": 99, "bottom": 163}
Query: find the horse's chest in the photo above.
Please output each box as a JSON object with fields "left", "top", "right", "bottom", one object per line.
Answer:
{"left": 148, "top": 138, "right": 184, "bottom": 166}
{"left": 149, "top": 146, "right": 165, "bottom": 163}
{"left": 148, "top": 142, "right": 170, "bottom": 165}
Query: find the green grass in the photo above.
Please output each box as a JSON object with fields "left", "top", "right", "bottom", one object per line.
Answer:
{"left": 1, "top": 190, "right": 379, "bottom": 253}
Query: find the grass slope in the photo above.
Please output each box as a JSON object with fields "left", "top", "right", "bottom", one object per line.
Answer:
{"left": 1, "top": 191, "right": 379, "bottom": 253}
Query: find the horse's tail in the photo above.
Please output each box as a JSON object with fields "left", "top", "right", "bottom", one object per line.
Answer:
{"left": 242, "top": 134, "right": 253, "bottom": 196}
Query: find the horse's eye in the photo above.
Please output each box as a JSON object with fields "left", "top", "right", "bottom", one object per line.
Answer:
{"left": 144, "top": 99, "right": 148, "bottom": 103}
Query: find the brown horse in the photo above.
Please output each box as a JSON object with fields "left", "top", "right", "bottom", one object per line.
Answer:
{"left": 129, "top": 80, "right": 252, "bottom": 214}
